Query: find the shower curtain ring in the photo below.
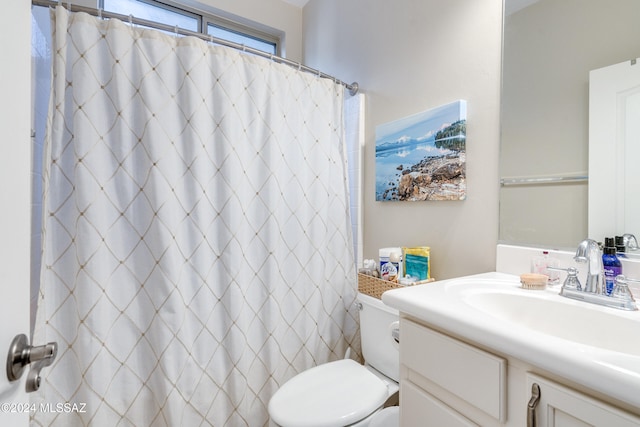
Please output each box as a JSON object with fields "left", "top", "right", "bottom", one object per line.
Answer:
{"left": 174, "top": 25, "right": 179, "bottom": 36}
{"left": 129, "top": 14, "right": 133, "bottom": 25}
{"left": 98, "top": 8, "right": 103, "bottom": 19}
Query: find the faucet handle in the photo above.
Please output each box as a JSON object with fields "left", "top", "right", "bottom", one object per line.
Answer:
{"left": 548, "top": 266, "right": 582, "bottom": 292}
{"left": 613, "top": 275, "right": 638, "bottom": 305}
{"left": 563, "top": 267, "right": 581, "bottom": 292}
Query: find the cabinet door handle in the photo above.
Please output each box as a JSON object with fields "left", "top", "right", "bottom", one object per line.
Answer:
{"left": 527, "top": 382, "right": 541, "bottom": 427}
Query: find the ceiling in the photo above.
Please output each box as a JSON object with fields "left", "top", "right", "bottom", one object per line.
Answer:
{"left": 281, "top": 0, "right": 310, "bottom": 8}
{"left": 281, "top": 0, "right": 538, "bottom": 14}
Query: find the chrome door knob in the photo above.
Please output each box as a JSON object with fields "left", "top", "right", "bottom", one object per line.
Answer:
{"left": 6, "top": 333, "right": 57, "bottom": 392}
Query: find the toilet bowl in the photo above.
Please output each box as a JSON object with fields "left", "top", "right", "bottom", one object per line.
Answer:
{"left": 268, "top": 292, "right": 400, "bottom": 427}
{"left": 369, "top": 407, "right": 399, "bottom": 427}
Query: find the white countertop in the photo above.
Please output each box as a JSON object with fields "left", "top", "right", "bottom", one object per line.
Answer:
{"left": 381, "top": 271, "right": 640, "bottom": 412}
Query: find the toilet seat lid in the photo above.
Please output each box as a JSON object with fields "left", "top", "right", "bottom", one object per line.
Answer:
{"left": 268, "top": 359, "right": 388, "bottom": 427}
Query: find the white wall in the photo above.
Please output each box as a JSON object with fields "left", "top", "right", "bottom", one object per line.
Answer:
{"left": 302, "top": 0, "right": 503, "bottom": 279}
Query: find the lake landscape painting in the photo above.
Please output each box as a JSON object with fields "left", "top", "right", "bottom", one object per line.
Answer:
{"left": 375, "top": 100, "right": 467, "bottom": 201}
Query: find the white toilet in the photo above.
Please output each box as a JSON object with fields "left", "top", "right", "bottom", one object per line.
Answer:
{"left": 268, "top": 292, "right": 400, "bottom": 427}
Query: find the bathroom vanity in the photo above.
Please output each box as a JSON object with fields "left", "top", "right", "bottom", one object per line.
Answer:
{"left": 382, "top": 272, "right": 640, "bottom": 427}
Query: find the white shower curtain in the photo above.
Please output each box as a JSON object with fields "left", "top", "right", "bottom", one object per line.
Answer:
{"left": 32, "top": 7, "right": 358, "bottom": 426}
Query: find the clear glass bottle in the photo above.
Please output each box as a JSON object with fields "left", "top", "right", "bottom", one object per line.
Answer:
{"left": 531, "top": 250, "right": 560, "bottom": 285}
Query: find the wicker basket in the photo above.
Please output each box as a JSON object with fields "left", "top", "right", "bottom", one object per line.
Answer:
{"left": 357, "top": 273, "right": 403, "bottom": 300}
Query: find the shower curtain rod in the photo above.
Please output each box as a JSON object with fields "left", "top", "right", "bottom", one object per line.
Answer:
{"left": 31, "top": 0, "right": 359, "bottom": 96}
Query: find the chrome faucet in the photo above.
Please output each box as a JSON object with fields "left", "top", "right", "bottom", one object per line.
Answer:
{"left": 552, "top": 238, "right": 637, "bottom": 310}
{"left": 622, "top": 233, "right": 639, "bottom": 251}
{"left": 573, "top": 238, "right": 605, "bottom": 294}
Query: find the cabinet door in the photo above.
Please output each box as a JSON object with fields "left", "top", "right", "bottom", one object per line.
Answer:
{"left": 401, "top": 319, "right": 507, "bottom": 422}
{"left": 402, "top": 381, "right": 479, "bottom": 427}
{"left": 527, "top": 374, "right": 640, "bottom": 427}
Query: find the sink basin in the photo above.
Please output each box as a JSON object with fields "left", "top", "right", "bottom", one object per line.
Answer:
{"left": 463, "top": 288, "right": 640, "bottom": 356}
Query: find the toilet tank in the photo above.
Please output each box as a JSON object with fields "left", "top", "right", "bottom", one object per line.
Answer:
{"left": 358, "top": 292, "right": 400, "bottom": 382}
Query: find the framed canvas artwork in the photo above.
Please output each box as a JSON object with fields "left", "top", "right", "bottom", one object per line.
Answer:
{"left": 375, "top": 100, "right": 467, "bottom": 201}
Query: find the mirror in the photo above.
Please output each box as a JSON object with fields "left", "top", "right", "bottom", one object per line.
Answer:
{"left": 589, "top": 60, "right": 640, "bottom": 247}
{"left": 499, "top": 0, "right": 640, "bottom": 250}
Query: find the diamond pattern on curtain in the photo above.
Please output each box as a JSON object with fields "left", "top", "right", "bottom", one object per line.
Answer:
{"left": 31, "top": 6, "right": 358, "bottom": 426}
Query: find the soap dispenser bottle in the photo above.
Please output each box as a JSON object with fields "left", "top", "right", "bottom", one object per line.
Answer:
{"left": 615, "top": 235, "right": 627, "bottom": 257}
{"left": 602, "top": 237, "right": 622, "bottom": 295}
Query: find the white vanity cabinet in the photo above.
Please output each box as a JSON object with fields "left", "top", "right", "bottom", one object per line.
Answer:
{"left": 399, "top": 317, "right": 640, "bottom": 427}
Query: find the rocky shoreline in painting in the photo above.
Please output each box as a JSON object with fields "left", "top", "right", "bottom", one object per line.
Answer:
{"left": 380, "top": 151, "right": 466, "bottom": 201}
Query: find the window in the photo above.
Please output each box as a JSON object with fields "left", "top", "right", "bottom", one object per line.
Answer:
{"left": 101, "top": 0, "right": 199, "bottom": 31}
{"left": 206, "top": 24, "right": 276, "bottom": 55}
{"left": 100, "top": 0, "right": 279, "bottom": 55}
